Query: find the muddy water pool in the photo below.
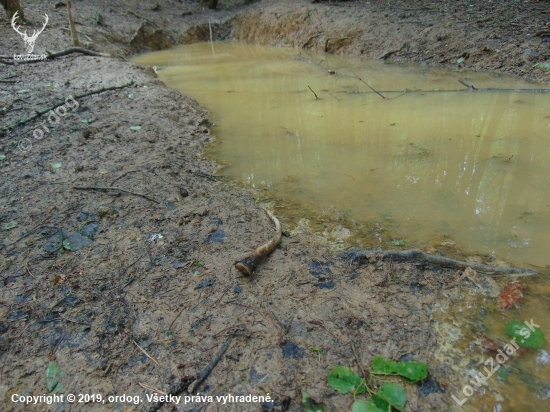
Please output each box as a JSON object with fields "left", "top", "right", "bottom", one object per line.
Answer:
{"left": 134, "top": 42, "right": 550, "bottom": 411}
{"left": 135, "top": 42, "right": 550, "bottom": 268}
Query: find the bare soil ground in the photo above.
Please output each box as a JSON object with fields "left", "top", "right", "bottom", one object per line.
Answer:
{"left": 0, "top": 1, "right": 548, "bottom": 411}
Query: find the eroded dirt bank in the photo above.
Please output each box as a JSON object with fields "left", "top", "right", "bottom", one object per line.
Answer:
{"left": 230, "top": 0, "right": 550, "bottom": 82}
{"left": 0, "top": 1, "right": 548, "bottom": 411}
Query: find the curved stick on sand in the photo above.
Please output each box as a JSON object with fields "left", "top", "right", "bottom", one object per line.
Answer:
{"left": 235, "top": 207, "right": 282, "bottom": 276}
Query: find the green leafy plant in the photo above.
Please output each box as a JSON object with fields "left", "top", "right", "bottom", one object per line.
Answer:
{"left": 371, "top": 356, "right": 428, "bottom": 382}
{"left": 505, "top": 320, "right": 546, "bottom": 349}
{"left": 327, "top": 366, "right": 367, "bottom": 394}
{"left": 327, "top": 357, "right": 429, "bottom": 411}
{"left": 45, "top": 362, "right": 65, "bottom": 393}
{"left": 351, "top": 400, "right": 385, "bottom": 412}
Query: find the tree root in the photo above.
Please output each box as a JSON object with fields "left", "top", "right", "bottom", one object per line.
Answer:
{"left": 347, "top": 248, "right": 537, "bottom": 276}
{"left": 235, "top": 207, "right": 282, "bottom": 276}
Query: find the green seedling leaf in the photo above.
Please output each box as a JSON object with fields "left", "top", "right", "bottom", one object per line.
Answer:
{"left": 194, "top": 260, "right": 205, "bottom": 267}
{"left": 327, "top": 366, "right": 365, "bottom": 394}
{"left": 51, "top": 163, "right": 62, "bottom": 169}
{"left": 505, "top": 320, "right": 546, "bottom": 349}
{"left": 540, "top": 63, "right": 550, "bottom": 70}
{"left": 395, "top": 362, "right": 428, "bottom": 382}
{"left": 456, "top": 57, "right": 464, "bottom": 64}
{"left": 372, "top": 357, "right": 395, "bottom": 374}
{"left": 130, "top": 126, "right": 142, "bottom": 131}
{"left": 17, "top": 89, "right": 31, "bottom": 94}
{"left": 2, "top": 221, "right": 17, "bottom": 230}
{"left": 351, "top": 400, "right": 385, "bottom": 412}
{"left": 0, "top": 154, "right": 6, "bottom": 160}
{"left": 80, "top": 118, "right": 95, "bottom": 124}
{"left": 302, "top": 392, "right": 326, "bottom": 412}
{"left": 45, "top": 362, "right": 65, "bottom": 393}
{"left": 375, "top": 382, "right": 406, "bottom": 411}
{"left": 371, "top": 356, "right": 428, "bottom": 382}
{"left": 0, "top": 258, "right": 4, "bottom": 263}
{"left": 371, "top": 396, "right": 390, "bottom": 411}
{"left": 128, "top": 93, "right": 134, "bottom": 99}
{"left": 391, "top": 239, "right": 405, "bottom": 246}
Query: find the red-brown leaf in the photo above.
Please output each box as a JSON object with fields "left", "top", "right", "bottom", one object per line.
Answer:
{"left": 498, "top": 280, "right": 524, "bottom": 309}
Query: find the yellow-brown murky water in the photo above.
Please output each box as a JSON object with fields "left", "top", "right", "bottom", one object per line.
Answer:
{"left": 134, "top": 42, "right": 550, "bottom": 411}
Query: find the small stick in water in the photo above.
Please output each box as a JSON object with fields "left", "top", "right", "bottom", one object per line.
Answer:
{"left": 235, "top": 207, "right": 282, "bottom": 276}
{"left": 308, "top": 85, "right": 320, "bottom": 100}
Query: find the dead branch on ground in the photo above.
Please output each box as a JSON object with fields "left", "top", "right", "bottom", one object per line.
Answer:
{"left": 187, "top": 335, "right": 233, "bottom": 394}
{"left": 72, "top": 186, "right": 159, "bottom": 204}
{"left": 2, "top": 80, "right": 132, "bottom": 132}
{"left": 348, "top": 249, "right": 537, "bottom": 276}
{"left": 0, "top": 47, "right": 110, "bottom": 65}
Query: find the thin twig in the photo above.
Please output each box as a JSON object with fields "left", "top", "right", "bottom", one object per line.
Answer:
{"left": 458, "top": 79, "right": 550, "bottom": 93}
{"left": 350, "top": 340, "right": 366, "bottom": 378}
{"left": 47, "top": 47, "right": 108, "bottom": 58}
{"left": 308, "top": 85, "right": 320, "bottom": 100}
{"left": 1, "top": 80, "right": 132, "bottom": 132}
{"left": 72, "top": 185, "right": 159, "bottom": 203}
{"left": 133, "top": 340, "right": 161, "bottom": 369}
{"left": 192, "top": 171, "right": 219, "bottom": 181}
{"left": 458, "top": 80, "right": 476, "bottom": 90}
{"left": 60, "top": 27, "right": 93, "bottom": 43}
{"left": 209, "top": 21, "right": 215, "bottom": 56}
{"left": 187, "top": 335, "right": 233, "bottom": 394}
{"left": 147, "top": 376, "right": 195, "bottom": 412}
{"left": 167, "top": 304, "right": 188, "bottom": 332}
{"left": 348, "top": 70, "right": 385, "bottom": 99}
{"left": 139, "top": 382, "right": 167, "bottom": 395}
{"left": 110, "top": 169, "right": 141, "bottom": 186}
